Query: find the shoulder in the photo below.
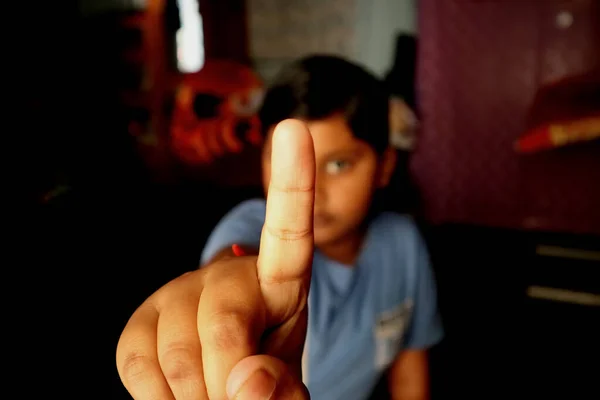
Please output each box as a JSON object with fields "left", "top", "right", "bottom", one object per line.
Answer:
{"left": 212, "top": 198, "right": 267, "bottom": 232}
{"left": 366, "top": 212, "right": 428, "bottom": 282}
{"left": 370, "top": 212, "right": 422, "bottom": 247}
{"left": 200, "top": 198, "right": 266, "bottom": 264}
{"left": 226, "top": 198, "right": 267, "bottom": 219}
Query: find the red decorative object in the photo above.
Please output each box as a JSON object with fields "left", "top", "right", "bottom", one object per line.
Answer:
{"left": 515, "top": 115, "right": 600, "bottom": 153}
{"left": 516, "top": 69, "right": 600, "bottom": 153}
{"left": 170, "top": 60, "right": 264, "bottom": 165}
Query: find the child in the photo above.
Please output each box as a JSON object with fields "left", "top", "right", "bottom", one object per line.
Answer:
{"left": 116, "top": 55, "right": 443, "bottom": 400}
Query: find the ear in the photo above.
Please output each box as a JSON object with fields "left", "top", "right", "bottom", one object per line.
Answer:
{"left": 377, "top": 146, "right": 397, "bottom": 188}
{"left": 389, "top": 97, "right": 406, "bottom": 133}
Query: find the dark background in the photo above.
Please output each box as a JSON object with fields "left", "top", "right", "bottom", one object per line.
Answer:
{"left": 23, "top": 1, "right": 599, "bottom": 399}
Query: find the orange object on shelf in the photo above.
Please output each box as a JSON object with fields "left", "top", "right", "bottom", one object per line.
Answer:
{"left": 515, "top": 115, "right": 600, "bottom": 153}
{"left": 515, "top": 68, "right": 600, "bottom": 153}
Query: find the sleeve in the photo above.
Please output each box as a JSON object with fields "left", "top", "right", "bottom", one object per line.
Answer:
{"left": 402, "top": 229, "right": 444, "bottom": 349}
{"left": 200, "top": 199, "right": 266, "bottom": 265}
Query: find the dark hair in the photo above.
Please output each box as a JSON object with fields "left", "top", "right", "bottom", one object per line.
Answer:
{"left": 383, "top": 34, "right": 418, "bottom": 111}
{"left": 258, "top": 55, "right": 390, "bottom": 155}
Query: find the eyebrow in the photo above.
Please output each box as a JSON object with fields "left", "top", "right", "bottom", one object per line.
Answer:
{"left": 322, "top": 147, "right": 364, "bottom": 160}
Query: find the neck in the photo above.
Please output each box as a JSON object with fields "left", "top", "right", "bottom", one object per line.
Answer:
{"left": 317, "top": 228, "right": 365, "bottom": 266}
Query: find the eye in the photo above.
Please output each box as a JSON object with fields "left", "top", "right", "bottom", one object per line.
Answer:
{"left": 325, "top": 160, "right": 351, "bottom": 175}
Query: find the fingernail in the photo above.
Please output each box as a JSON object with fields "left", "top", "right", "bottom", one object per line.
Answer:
{"left": 228, "top": 368, "right": 276, "bottom": 400}
{"left": 232, "top": 244, "right": 246, "bottom": 257}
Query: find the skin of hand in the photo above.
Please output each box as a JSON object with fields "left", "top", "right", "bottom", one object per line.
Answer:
{"left": 116, "top": 119, "right": 315, "bottom": 400}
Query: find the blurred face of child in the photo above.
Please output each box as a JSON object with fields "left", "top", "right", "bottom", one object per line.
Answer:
{"left": 262, "top": 114, "right": 396, "bottom": 247}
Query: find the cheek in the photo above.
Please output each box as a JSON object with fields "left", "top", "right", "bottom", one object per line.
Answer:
{"left": 329, "top": 165, "right": 378, "bottom": 213}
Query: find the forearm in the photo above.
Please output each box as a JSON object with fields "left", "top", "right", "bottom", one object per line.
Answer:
{"left": 388, "top": 350, "right": 430, "bottom": 400}
{"left": 389, "top": 382, "right": 429, "bottom": 400}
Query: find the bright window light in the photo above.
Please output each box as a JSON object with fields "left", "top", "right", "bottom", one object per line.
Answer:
{"left": 176, "top": 0, "right": 205, "bottom": 73}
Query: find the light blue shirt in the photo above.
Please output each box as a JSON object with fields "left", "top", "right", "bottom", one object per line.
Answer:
{"left": 201, "top": 199, "right": 443, "bottom": 400}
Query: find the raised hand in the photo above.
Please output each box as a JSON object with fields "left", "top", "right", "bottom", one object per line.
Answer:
{"left": 116, "top": 119, "right": 315, "bottom": 400}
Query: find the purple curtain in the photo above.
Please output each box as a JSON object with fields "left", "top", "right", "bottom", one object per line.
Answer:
{"left": 411, "top": 0, "right": 600, "bottom": 234}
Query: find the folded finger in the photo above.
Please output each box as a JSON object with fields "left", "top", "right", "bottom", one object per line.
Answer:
{"left": 157, "top": 288, "right": 207, "bottom": 400}
{"left": 227, "top": 355, "right": 309, "bottom": 400}
{"left": 198, "top": 260, "right": 266, "bottom": 399}
{"left": 116, "top": 304, "right": 175, "bottom": 400}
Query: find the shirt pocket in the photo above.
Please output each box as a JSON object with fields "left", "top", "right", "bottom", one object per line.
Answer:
{"left": 373, "top": 299, "right": 413, "bottom": 369}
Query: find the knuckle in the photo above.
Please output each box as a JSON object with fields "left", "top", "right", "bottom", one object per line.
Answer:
{"left": 160, "top": 345, "right": 199, "bottom": 382}
{"left": 265, "top": 224, "right": 312, "bottom": 242}
{"left": 155, "top": 271, "right": 204, "bottom": 305}
{"left": 205, "top": 311, "right": 252, "bottom": 352}
{"left": 270, "top": 182, "right": 314, "bottom": 195}
{"left": 119, "top": 352, "right": 155, "bottom": 386}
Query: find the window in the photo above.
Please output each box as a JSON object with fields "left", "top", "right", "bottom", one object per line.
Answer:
{"left": 176, "top": 0, "right": 204, "bottom": 73}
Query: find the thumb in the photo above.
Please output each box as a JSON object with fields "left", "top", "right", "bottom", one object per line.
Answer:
{"left": 227, "top": 355, "right": 309, "bottom": 400}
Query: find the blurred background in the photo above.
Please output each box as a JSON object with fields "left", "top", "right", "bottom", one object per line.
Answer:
{"left": 25, "top": 0, "right": 599, "bottom": 398}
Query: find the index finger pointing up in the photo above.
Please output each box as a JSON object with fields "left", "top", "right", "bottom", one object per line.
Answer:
{"left": 258, "top": 119, "right": 315, "bottom": 289}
